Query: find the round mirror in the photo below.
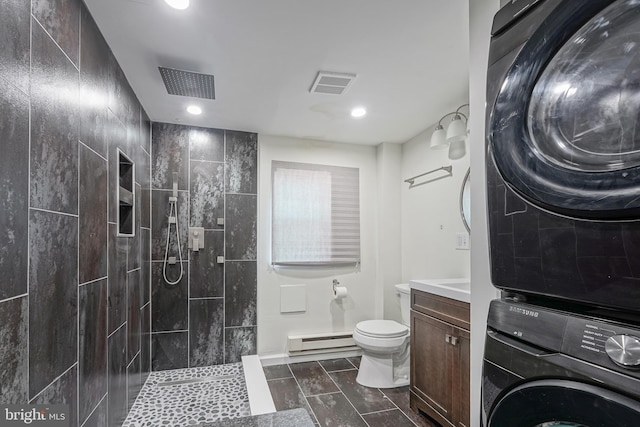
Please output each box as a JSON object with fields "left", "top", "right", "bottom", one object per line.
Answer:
{"left": 460, "top": 168, "right": 470, "bottom": 232}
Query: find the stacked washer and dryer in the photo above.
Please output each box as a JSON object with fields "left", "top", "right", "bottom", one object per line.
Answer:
{"left": 484, "top": 0, "right": 640, "bottom": 425}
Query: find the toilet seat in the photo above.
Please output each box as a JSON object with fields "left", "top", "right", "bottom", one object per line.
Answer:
{"left": 355, "top": 320, "right": 408, "bottom": 339}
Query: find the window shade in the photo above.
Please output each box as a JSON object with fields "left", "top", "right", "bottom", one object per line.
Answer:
{"left": 271, "top": 161, "right": 360, "bottom": 266}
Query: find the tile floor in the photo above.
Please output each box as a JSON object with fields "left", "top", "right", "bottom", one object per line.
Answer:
{"left": 264, "top": 357, "right": 439, "bottom": 427}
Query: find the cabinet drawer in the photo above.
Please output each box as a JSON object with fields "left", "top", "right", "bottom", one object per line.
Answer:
{"left": 411, "top": 289, "right": 470, "bottom": 330}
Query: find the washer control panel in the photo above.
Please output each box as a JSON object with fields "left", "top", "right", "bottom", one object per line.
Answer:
{"left": 605, "top": 335, "right": 640, "bottom": 368}
{"left": 488, "top": 299, "right": 640, "bottom": 377}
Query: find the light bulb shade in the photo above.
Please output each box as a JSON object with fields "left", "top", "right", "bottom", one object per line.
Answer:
{"left": 430, "top": 125, "right": 448, "bottom": 149}
{"left": 448, "top": 139, "right": 466, "bottom": 160}
{"left": 446, "top": 115, "right": 467, "bottom": 143}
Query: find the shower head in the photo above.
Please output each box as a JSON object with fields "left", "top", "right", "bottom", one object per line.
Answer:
{"left": 173, "top": 172, "right": 178, "bottom": 198}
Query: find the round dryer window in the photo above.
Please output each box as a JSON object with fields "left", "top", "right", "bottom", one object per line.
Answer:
{"left": 489, "top": 0, "right": 640, "bottom": 219}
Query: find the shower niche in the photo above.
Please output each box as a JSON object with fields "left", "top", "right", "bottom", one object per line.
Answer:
{"left": 118, "top": 149, "right": 135, "bottom": 236}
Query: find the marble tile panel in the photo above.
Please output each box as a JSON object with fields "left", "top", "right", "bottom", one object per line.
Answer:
{"left": 128, "top": 269, "right": 141, "bottom": 363}
{"left": 190, "top": 160, "right": 224, "bottom": 230}
{"left": 152, "top": 331, "right": 188, "bottom": 371}
{"left": 224, "top": 327, "right": 257, "bottom": 364}
{"left": 267, "top": 377, "right": 317, "bottom": 423}
{"left": 108, "top": 223, "right": 128, "bottom": 334}
{"left": 224, "top": 261, "right": 257, "bottom": 327}
{"left": 288, "top": 362, "right": 338, "bottom": 397}
{"left": 30, "top": 20, "right": 79, "bottom": 215}
{"left": 83, "top": 396, "right": 107, "bottom": 427}
{"left": 0, "top": 0, "right": 30, "bottom": 94}
{"left": 190, "top": 126, "right": 224, "bottom": 162}
{"left": 151, "top": 190, "right": 189, "bottom": 261}
{"left": 263, "top": 364, "right": 292, "bottom": 381}
{"left": 108, "top": 325, "right": 127, "bottom": 427}
{"left": 151, "top": 262, "right": 188, "bottom": 331}
{"left": 29, "top": 209, "right": 78, "bottom": 398}
{"left": 306, "top": 392, "right": 367, "bottom": 427}
{"left": 0, "top": 297, "right": 28, "bottom": 403}
{"left": 32, "top": 0, "right": 80, "bottom": 66}
{"left": 0, "top": 76, "right": 29, "bottom": 300}
{"left": 225, "top": 130, "right": 257, "bottom": 194}
{"left": 329, "top": 369, "right": 395, "bottom": 414}
{"left": 79, "top": 143, "right": 108, "bottom": 284}
{"left": 107, "top": 53, "right": 137, "bottom": 132}
{"left": 225, "top": 195, "right": 257, "bottom": 260}
{"left": 319, "top": 358, "right": 356, "bottom": 372}
{"left": 189, "top": 298, "right": 224, "bottom": 367}
{"left": 106, "top": 110, "right": 126, "bottom": 223}
{"left": 140, "top": 227, "right": 151, "bottom": 305}
{"left": 127, "top": 185, "right": 141, "bottom": 271}
{"left": 127, "top": 354, "right": 142, "bottom": 413}
{"left": 141, "top": 188, "right": 151, "bottom": 229}
{"left": 151, "top": 122, "right": 189, "bottom": 190}
{"left": 79, "top": 4, "right": 109, "bottom": 158}
{"left": 362, "top": 409, "right": 416, "bottom": 427}
{"left": 79, "top": 279, "right": 108, "bottom": 424}
{"left": 141, "top": 304, "right": 151, "bottom": 384}
{"left": 141, "top": 110, "right": 151, "bottom": 156}
{"left": 32, "top": 364, "right": 78, "bottom": 427}
{"left": 190, "top": 230, "right": 224, "bottom": 298}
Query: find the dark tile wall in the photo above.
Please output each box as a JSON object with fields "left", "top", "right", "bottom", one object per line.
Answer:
{"left": 151, "top": 124, "right": 257, "bottom": 368}
{"left": 0, "top": 1, "right": 151, "bottom": 426}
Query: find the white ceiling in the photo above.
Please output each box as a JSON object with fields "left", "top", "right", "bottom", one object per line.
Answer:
{"left": 84, "top": 0, "right": 470, "bottom": 145}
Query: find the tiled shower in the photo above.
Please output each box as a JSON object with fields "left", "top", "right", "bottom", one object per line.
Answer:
{"left": 0, "top": 0, "right": 258, "bottom": 425}
{"left": 150, "top": 124, "right": 258, "bottom": 370}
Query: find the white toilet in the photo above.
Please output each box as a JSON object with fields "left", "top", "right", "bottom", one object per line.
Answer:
{"left": 353, "top": 283, "right": 411, "bottom": 388}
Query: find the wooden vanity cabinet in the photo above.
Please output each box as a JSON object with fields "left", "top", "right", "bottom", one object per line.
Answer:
{"left": 410, "top": 289, "right": 470, "bottom": 427}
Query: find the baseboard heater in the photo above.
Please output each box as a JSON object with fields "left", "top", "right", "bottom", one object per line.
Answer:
{"left": 287, "top": 331, "right": 357, "bottom": 354}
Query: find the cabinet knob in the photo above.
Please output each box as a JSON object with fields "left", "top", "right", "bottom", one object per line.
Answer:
{"left": 450, "top": 336, "right": 458, "bottom": 346}
{"left": 445, "top": 334, "right": 451, "bottom": 343}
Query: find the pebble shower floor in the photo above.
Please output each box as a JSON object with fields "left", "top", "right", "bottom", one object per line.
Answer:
{"left": 123, "top": 363, "right": 251, "bottom": 426}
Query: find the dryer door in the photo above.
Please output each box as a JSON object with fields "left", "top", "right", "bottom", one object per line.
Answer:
{"left": 488, "top": 380, "right": 640, "bottom": 426}
{"left": 490, "top": 0, "right": 640, "bottom": 219}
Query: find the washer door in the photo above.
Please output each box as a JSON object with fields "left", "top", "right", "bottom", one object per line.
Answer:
{"left": 490, "top": 0, "right": 640, "bottom": 219}
{"left": 488, "top": 380, "right": 640, "bottom": 426}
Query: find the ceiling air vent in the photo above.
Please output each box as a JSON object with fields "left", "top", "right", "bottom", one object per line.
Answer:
{"left": 158, "top": 67, "right": 215, "bottom": 100}
{"left": 309, "top": 71, "right": 356, "bottom": 95}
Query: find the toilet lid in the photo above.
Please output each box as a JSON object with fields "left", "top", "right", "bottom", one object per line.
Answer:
{"left": 356, "top": 320, "right": 408, "bottom": 339}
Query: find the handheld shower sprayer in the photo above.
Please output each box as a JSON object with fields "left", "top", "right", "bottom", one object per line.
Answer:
{"left": 163, "top": 172, "right": 184, "bottom": 285}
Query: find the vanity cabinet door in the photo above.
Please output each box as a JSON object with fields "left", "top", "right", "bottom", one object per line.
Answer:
{"left": 410, "top": 310, "right": 455, "bottom": 424}
{"left": 455, "top": 328, "right": 470, "bottom": 427}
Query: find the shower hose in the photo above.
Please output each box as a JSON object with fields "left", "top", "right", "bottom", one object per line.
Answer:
{"left": 163, "top": 196, "right": 184, "bottom": 285}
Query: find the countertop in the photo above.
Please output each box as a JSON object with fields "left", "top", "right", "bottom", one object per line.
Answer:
{"left": 409, "top": 278, "right": 471, "bottom": 303}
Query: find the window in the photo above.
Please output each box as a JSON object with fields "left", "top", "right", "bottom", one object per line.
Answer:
{"left": 271, "top": 161, "right": 360, "bottom": 266}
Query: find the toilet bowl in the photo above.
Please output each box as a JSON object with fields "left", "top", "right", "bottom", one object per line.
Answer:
{"left": 353, "top": 283, "right": 411, "bottom": 388}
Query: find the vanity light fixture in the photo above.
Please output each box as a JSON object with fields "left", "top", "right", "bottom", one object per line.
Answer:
{"left": 430, "top": 104, "right": 469, "bottom": 160}
{"left": 351, "top": 107, "right": 367, "bottom": 118}
{"left": 186, "top": 105, "right": 202, "bottom": 115}
{"left": 165, "top": 0, "right": 190, "bottom": 10}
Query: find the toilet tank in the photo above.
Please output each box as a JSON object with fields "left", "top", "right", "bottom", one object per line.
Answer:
{"left": 395, "top": 284, "right": 411, "bottom": 327}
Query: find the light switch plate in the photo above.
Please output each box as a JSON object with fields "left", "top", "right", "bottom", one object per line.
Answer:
{"left": 456, "top": 232, "right": 470, "bottom": 250}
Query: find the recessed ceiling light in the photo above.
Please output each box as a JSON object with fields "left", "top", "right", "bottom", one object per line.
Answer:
{"left": 165, "top": 0, "right": 189, "bottom": 10}
{"left": 187, "top": 105, "right": 202, "bottom": 115}
{"left": 351, "top": 107, "right": 366, "bottom": 118}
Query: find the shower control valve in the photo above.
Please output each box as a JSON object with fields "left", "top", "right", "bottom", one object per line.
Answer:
{"left": 188, "top": 227, "right": 205, "bottom": 252}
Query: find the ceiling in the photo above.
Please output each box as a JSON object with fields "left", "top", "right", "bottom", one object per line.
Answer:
{"left": 84, "top": 0, "right": 470, "bottom": 145}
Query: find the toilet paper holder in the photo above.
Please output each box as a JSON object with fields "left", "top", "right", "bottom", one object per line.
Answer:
{"left": 333, "top": 279, "right": 340, "bottom": 292}
{"left": 332, "top": 279, "right": 348, "bottom": 299}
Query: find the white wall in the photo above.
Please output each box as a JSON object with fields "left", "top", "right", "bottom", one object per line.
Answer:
{"left": 376, "top": 143, "right": 403, "bottom": 323}
{"left": 400, "top": 125, "right": 471, "bottom": 283}
{"left": 469, "top": 1, "right": 501, "bottom": 426}
{"left": 257, "top": 134, "right": 381, "bottom": 356}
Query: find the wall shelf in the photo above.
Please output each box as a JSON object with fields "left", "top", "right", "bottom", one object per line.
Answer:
{"left": 117, "top": 149, "right": 135, "bottom": 236}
